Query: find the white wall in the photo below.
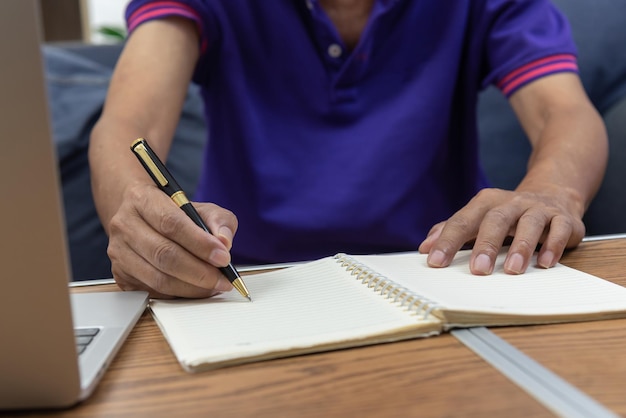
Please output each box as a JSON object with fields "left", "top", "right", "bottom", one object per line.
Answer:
{"left": 84, "top": 0, "right": 128, "bottom": 43}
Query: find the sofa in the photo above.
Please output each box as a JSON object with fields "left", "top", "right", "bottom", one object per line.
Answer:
{"left": 46, "top": 43, "right": 206, "bottom": 281}
{"left": 47, "top": 0, "right": 626, "bottom": 281}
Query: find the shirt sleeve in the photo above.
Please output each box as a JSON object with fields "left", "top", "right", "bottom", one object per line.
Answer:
{"left": 480, "top": 0, "right": 579, "bottom": 97}
{"left": 125, "top": 0, "right": 210, "bottom": 53}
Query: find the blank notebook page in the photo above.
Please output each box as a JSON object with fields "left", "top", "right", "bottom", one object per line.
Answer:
{"left": 150, "top": 257, "right": 441, "bottom": 368}
{"left": 352, "top": 251, "right": 626, "bottom": 315}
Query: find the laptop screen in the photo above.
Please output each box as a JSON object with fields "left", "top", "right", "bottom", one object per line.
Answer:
{"left": 0, "top": 0, "right": 87, "bottom": 408}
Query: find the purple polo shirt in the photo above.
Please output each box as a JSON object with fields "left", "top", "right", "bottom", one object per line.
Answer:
{"left": 126, "top": 0, "right": 578, "bottom": 264}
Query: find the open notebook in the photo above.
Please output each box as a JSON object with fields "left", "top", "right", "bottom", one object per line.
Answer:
{"left": 150, "top": 250, "right": 626, "bottom": 372}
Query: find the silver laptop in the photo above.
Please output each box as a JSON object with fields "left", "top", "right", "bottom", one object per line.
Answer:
{"left": 0, "top": 0, "right": 148, "bottom": 410}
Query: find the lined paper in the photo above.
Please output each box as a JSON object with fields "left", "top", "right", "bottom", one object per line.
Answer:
{"left": 150, "top": 249, "right": 626, "bottom": 372}
{"left": 352, "top": 251, "right": 626, "bottom": 315}
{"left": 150, "top": 257, "right": 441, "bottom": 371}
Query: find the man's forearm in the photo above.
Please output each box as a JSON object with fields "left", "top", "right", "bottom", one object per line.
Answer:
{"left": 510, "top": 74, "right": 608, "bottom": 214}
{"left": 517, "top": 102, "right": 607, "bottom": 215}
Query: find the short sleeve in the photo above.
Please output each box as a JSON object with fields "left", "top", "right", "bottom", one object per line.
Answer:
{"left": 480, "top": 0, "right": 579, "bottom": 97}
{"left": 125, "top": 0, "right": 211, "bottom": 53}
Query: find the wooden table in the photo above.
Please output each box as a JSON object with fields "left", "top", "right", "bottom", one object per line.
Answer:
{"left": 493, "top": 238, "right": 626, "bottom": 417}
{"left": 9, "top": 238, "right": 626, "bottom": 417}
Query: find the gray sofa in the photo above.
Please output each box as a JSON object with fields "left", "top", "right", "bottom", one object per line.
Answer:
{"left": 478, "top": 0, "right": 626, "bottom": 237}
{"left": 46, "top": 43, "right": 206, "bottom": 281}
{"left": 47, "top": 0, "right": 626, "bottom": 281}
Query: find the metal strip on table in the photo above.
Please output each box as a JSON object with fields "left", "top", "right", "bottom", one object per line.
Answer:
{"left": 452, "top": 327, "right": 618, "bottom": 418}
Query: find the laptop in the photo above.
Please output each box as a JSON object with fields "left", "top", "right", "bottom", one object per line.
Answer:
{"left": 0, "top": 0, "right": 148, "bottom": 410}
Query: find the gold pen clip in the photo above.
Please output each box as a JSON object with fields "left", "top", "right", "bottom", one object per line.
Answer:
{"left": 132, "top": 140, "right": 169, "bottom": 187}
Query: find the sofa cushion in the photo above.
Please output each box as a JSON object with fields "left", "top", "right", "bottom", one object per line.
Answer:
{"left": 44, "top": 44, "right": 206, "bottom": 280}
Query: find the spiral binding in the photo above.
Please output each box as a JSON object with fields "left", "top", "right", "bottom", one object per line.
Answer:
{"left": 333, "top": 253, "right": 439, "bottom": 319}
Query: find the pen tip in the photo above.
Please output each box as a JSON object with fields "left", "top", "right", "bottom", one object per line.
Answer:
{"left": 247, "top": 296, "right": 252, "bottom": 302}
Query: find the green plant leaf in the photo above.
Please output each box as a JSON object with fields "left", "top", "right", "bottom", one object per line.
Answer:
{"left": 96, "top": 26, "right": 127, "bottom": 41}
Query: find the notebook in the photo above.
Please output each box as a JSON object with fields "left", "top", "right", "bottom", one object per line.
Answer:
{"left": 0, "top": 0, "right": 148, "bottom": 410}
{"left": 150, "top": 250, "right": 626, "bottom": 373}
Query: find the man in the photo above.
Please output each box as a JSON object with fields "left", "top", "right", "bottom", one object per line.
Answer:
{"left": 89, "top": 0, "right": 607, "bottom": 298}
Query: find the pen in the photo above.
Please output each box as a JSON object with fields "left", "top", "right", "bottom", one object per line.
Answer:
{"left": 130, "top": 137, "right": 252, "bottom": 301}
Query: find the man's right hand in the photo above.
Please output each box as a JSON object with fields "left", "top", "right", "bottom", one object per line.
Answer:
{"left": 88, "top": 17, "right": 212, "bottom": 297}
{"left": 106, "top": 182, "right": 239, "bottom": 298}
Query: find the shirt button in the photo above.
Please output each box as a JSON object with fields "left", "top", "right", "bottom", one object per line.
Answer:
{"left": 328, "top": 43, "right": 342, "bottom": 58}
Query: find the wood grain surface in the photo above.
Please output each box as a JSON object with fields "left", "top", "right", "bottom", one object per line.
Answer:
{"left": 493, "top": 238, "right": 626, "bottom": 417}
{"left": 9, "top": 239, "right": 626, "bottom": 417}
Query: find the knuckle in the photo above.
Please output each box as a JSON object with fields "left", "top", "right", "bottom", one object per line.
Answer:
{"left": 106, "top": 239, "right": 123, "bottom": 265}
{"left": 107, "top": 213, "right": 126, "bottom": 235}
{"left": 543, "top": 214, "right": 586, "bottom": 248}
{"left": 123, "top": 184, "right": 157, "bottom": 215}
{"left": 106, "top": 245, "right": 118, "bottom": 264}
{"left": 509, "top": 193, "right": 529, "bottom": 206}
{"left": 159, "top": 210, "right": 184, "bottom": 236}
{"left": 446, "top": 214, "right": 473, "bottom": 234}
{"left": 152, "top": 240, "right": 179, "bottom": 267}
{"left": 513, "top": 237, "right": 536, "bottom": 253}
{"left": 475, "top": 188, "right": 497, "bottom": 200}
{"left": 552, "top": 235, "right": 569, "bottom": 249}
{"left": 433, "top": 239, "right": 458, "bottom": 253}
{"left": 518, "top": 211, "right": 547, "bottom": 227}
{"left": 484, "top": 207, "right": 511, "bottom": 224}
{"left": 477, "top": 240, "right": 500, "bottom": 257}
{"left": 575, "top": 219, "right": 586, "bottom": 239}
{"left": 558, "top": 213, "right": 577, "bottom": 229}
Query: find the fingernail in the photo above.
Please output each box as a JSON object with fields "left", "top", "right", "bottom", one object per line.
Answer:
{"left": 538, "top": 250, "right": 555, "bottom": 268}
{"left": 209, "top": 248, "right": 230, "bottom": 266}
{"left": 214, "top": 277, "right": 233, "bottom": 292}
{"left": 505, "top": 253, "right": 524, "bottom": 274}
{"left": 428, "top": 250, "right": 446, "bottom": 267}
{"left": 473, "top": 254, "right": 493, "bottom": 275}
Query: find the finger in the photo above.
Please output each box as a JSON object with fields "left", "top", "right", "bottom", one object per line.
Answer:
{"left": 135, "top": 187, "right": 232, "bottom": 267}
{"left": 426, "top": 190, "right": 499, "bottom": 268}
{"left": 536, "top": 214, "right": 585, "bottom": 269}
{"left": 502, "top": 208, "right": 550, "bottom": 274}
{"left": 469, "top": 202, "right": 524, "bottom": 275}
{"left": 418, "top": 222, "right": 445, "bottom": 253}
{"left": 112, "top": 261, "right": 174, "bottom": 299}
{"left": 196, "top": 202, "right": 239, "bottom": 250}
{"left": 125, "top": 218, "right": 233, "bottom": 293}
{"left": 114, "top": 259, "right": 223, "bottom": 299}
{"left": 426, "top": 213, "right": 480, "bottom": 268}
{"left": 108, "top": 222, "right": 230, "bottom": 298}
{"left": 108, "top": 195, "right": 233, "bottom": 295}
